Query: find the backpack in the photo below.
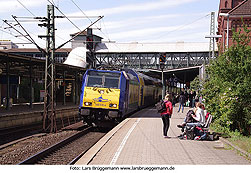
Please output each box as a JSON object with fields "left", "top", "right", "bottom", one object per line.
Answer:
{"left": 185, "top": 126, "right": 195, "bottom": 140}
{"left": 194, "top": 126, "right": 207, "bottom": 140}
{"left": 155, "top": 100, "right": 167, "bottom": 113}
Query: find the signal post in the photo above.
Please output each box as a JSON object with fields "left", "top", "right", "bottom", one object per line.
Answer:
{"left": 159, "top": 53, "right": 166, "bottom": 99}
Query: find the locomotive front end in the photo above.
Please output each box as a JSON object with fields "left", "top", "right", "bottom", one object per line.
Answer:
{"left": 79, "top": 70, "right": 121, "bottom": 127}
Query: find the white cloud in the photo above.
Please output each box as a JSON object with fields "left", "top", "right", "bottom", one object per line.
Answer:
{"left": 68, "top": 0, "right": 199, "bottom": 16}
{"left": 102, "top": 14, "right": 182, "bottom": 30}
{"left": 108, "top": 26, "right": 179, "bottom": 40}
{"left": 103, "top": 15, "right": 209, "bottom": 42}
{"left": 105, "top": 16, "right": 209, "bottom": 42}
{"left": 101, "top": 12, "right": 209, "bottom": 31}
{"left": 159, "top": 31, "right": 209, "bottom": 42}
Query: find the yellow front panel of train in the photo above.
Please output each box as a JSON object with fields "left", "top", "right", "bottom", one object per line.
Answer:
{"left": 82, "top": 87, "right": 120, "bottom": 109}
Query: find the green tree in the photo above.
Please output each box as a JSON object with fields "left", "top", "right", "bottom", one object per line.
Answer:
{"left": 202, "top": 25, "right": 251, "bottom": 135}
{"left": 190, "top": 75, "right": 200, "bottom": 92}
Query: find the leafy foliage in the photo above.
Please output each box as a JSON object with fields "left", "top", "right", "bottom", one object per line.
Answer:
{"left": 202, "top": 25, "right": 251, "bottom": 136}
{"left": 190, "top": 75, "right": 200, "bottom": 92}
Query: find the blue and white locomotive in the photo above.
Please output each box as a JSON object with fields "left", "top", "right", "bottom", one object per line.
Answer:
{"left": 79, "top": 69, "right": 162, "bottom": 127}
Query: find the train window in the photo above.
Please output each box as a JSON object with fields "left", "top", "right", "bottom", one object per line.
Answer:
{"left": 86, "top": 76, "right": 102, "bottom": 87}
{"left": 86, "top": 71, "right": 121, "bottom": 88}
{"left": 104, "top": 77, "right": 119, "bottom": 88}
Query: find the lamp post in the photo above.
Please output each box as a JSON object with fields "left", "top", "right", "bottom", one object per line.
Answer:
{"left": 205, "top": 35, "right": 222, "bottom": 58}
{"left": 219, "top": 13, "right": 230, "bottom": 49}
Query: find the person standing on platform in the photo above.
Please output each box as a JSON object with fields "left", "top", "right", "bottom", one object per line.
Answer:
{"left": 177, "top": 92, "right": 186, "bottom": 113}
{"left": 161, "top": 94, "right": 173, "bottom": 138}
{"left": 184, "top": 90, "right": 189, "bottom": 106}
{"left": 171, "top": 92, "right": 176, "bottom": 107}
{"left": 192, "top": 91, "right": 196, "bottom": 108}
{"left": 188, "top": 90, "right": 194, "bottom": 107}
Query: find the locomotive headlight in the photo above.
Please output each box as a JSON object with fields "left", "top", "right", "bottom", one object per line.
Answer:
{"left": 84, "top": 102, "right": 92, "bottom": 106}
{"left": 99, "top": 90, "right": 104, "bottom": 94}
{"left": 109, "top": 104, "right": 117, "bottom": 108}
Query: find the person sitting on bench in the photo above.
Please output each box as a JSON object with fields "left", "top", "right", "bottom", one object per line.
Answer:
{"left": 186, "top": 102, "right": 205, "bottom": 128}
{"left": 177, "top": 102, "right": 205, "bottom": 128}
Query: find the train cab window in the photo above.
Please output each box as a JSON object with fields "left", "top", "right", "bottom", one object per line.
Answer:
{"left": 86, "top": 76, "right": 103, "bottom": 87}
{"left": 104, "top": 77, "right": 119, "bottom": 88}
{"left": 86, "top": 70, "right": 120, "bottom": 88}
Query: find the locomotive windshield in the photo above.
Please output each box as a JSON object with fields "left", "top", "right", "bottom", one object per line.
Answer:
{"left": 86, "top": 71, "right": 121, "bottom": 88}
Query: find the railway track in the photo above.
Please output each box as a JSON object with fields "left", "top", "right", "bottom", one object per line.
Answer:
{"left": 18, "top": 126, "right": 106, "bottom": 165}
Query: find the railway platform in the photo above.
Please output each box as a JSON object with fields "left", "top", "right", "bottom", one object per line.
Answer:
{"left": 76, "top": 106, "right": 251, "bottom": 165}
{"left": 0, "top": 102, "right": 77, "bottom": 116}
{"left": 0, "top": 102, "right": 79, "bottom": 129}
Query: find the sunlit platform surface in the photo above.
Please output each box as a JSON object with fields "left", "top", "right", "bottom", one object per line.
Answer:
{"left": 75, "top": 106, "right": 251, "bottom": 165}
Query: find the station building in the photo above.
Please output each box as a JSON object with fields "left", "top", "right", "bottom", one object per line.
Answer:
{"left": 217, "top": 0, "right": 251, "bottom": 50}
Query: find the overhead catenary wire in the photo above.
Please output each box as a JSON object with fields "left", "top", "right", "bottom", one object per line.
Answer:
{"left": 0, "top": 21, "right": 5, "bottom": 39}
{"left": 4, "top": 1, "right": 114, "bottom": 57}
{"left": 38, "top": 1, "right": 102, "bottom": 59}
{"left": 70, "top": 0, "right": 92, "bottom": 23}
{"left": 3, "top": 20, "right": 34, "bottom": 45}
{"left": 48, "top": 0, "right": 81, "bottom": 31}
{"left": 1, "top": 2, "right": 91, "bottom": 64}
{"left": 4, "top": 1, "right": 69, "bottom": 50}
{"left": 55, "top": 15, "right": 104, "bottom": 50}
{"left": 0, "top": 28, "right": 31, "bottom": 44}
{"left": 16, "top": 0, "right": 111, "bottom": 50}
{"left": 17, "top": 0, "right": 36, "bottom": 17}
{"left": 69, "top": 0, "right": 121, "bottom": 53}
{"left": 13, "top": 1, "right": 71, "bottom": 48}
{"left": 49, "top": 0, "right": 97, "bottom": 57}
{"left": 0, "top": 25, "right": 83, "bottom": 62}
{"left": 55, "top": 0, "right": 119, "bottom": 57}
{"left": 47, "top": 0, "right": 105, "bottom": 59}
{"left": 1, "top": 1, "right": 47, "bottom": 50}
{"left": 153, "top": 13, "right": 211, "bottom": 40}
{"left": 1, "top": 2, "right": 88, "bottom": 60}
{"left": 10, "top": 15, "right": 46, "bottom": 53}
{"left": 100, "top": 19, "right": 111, "bottom": 42}
{"left": 70, "top": 0, "right": 112, "bottom": 42}
{"left": 69, "top": 0, "right": 111, "bottom": 44}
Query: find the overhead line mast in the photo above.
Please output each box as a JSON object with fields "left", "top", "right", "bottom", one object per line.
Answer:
{"left": 41, "top": 4, "right": 103, "bottom": 132}
{"left": 209, "top": 12, "right": 215, "bottom": 58}
{"left": 40, "top": 5, "right": 57, "bottom": 133}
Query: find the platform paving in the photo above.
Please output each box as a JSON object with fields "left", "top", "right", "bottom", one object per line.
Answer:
{"left": 76, "top": 106, "right": 251, "bottom": 165}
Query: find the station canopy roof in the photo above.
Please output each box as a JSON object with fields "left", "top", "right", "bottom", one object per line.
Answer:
{"left": 95, "top": 42, "right": 215, "bottom": 53}
{"left": 0, "top": 51, "right": 85, "bottom": 78}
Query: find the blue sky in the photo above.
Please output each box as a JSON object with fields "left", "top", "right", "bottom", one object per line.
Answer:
{"left": 0, "top": 0, "right": 220, "bottom": 48}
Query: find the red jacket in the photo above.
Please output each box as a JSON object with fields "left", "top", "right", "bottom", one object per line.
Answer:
{"left": 161, "top": 101, "right": 173, "bottom": 116}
